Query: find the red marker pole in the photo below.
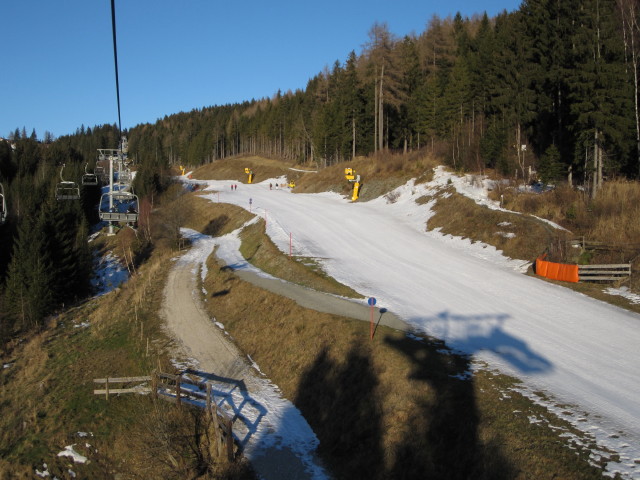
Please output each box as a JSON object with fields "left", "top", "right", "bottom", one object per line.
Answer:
{"left": 370, "top": 306, "right": 373, "bottom": 339}
{"left": 368, "top": 297, "right": 376, "bottom": 340}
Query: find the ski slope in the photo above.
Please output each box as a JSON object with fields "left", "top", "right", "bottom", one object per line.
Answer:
{"left": 188, "top": 169, "right": 640, "bottom": 478}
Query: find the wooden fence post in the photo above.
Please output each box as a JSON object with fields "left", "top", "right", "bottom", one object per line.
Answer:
{"left": 105, "top": 377, "right": 109, "bottom": 401}
{"left": 206, "top": 383, "right": 212, "bottom": 418}
{"left": 226, "top": 417, "right": 234, "bottom": 461}
{"left": 176, "top": 373, "right": 181, "bottom": 407}
{"left": 151, "top": 371, "right": 158, "bottom": 400}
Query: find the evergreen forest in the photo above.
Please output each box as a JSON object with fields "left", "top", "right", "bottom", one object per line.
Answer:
{"left": 2, "top": 0, "right": 640, "bottom": 344}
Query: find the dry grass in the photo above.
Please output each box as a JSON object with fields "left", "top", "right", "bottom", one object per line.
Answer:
{"left": 427, "top": 187, "right": 570, "bottom": 264}
{"left": 589, "top": 181, "right": 640, "bottom": 245}
{"left": 496, "top": 181, "right": 640, "bottom": 252}
{"left": 189, "top": 155, "right": 295, "bottom": 185}
{"left": 295, "top": 151, "right": 439, "bottom": 201}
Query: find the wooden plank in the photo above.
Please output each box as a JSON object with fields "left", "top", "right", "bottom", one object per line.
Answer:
{"left": 94, "top": 387, "right": 151, "bottom": 395}
{"left": 579, "top": 276, "right": 628, "bottom": 281}
{"left": 578, "top": 264, "right": 631, "bottom": 270}
{"left": 158, "top": 372, "right": 178, "bottom": 382}
{"left": 579, "top": 270, "right": 630, "bottom": 275}
{"left": 94, "top": 376, "right": 151, "bottom": 384}
{"left": 178, "top": 376, "right": 206, "bottom": 387}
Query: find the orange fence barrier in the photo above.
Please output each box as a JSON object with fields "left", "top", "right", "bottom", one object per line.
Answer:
{"left": 535, "top": 256, "right": 579, "bottom": 283}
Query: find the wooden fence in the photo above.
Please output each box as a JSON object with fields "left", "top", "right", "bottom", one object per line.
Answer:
{"left": 578, "top": 264, "right": 632, "bottom": 282}
{"left": 565, "top": 238, "right": 633, "bottom": 282}
{"left": 569, "top": 237, "right": 640, "bottom": 255}
{"left": 93, "top": 372, "right": 234, "bottom": 461}
{"left": 93, "top": 376, "right": 152, "bottom": 399}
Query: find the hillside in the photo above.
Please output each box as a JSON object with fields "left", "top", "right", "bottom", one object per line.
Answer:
{"left": 1, "top": 154, "right": 638, "bottom": 479}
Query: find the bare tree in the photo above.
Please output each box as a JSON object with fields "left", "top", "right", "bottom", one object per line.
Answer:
{"left": 364, "top": 22, "right": 397, "bottom": 152}
{"left": 617, "top": 0, "right": 640, "bottom": 171}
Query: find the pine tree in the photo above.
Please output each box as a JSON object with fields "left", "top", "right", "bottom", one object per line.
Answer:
{"left": 538, "top": 144, "right": 565, "bottom": 182}
{"left": 568, "top": 0, "right": 635, "bottom": 194}
{"left": 468, "top": 13, "right": 496, "bottom": 138}
{"left": 4, "top": 214, "right": 54, "bottom": 330}
{"left": 43, "top": 201, "right": 81, "bottom": 305}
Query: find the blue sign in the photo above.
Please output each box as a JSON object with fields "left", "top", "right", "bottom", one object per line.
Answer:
{"left": 368, "top": 297, "right": 376, "bottom": 306}
{"left": 249, "top": 198, "right": 253, "bottom": 205}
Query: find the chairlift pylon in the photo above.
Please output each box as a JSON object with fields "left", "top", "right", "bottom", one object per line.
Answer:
{"left": 0, "top": 183, "right": 6, "bottom": 225}
{"left": 55, "top": 164, "right": 80, "bottom": 201}
{"left": 82, "top": 162, "right": 99, "bottom": 186}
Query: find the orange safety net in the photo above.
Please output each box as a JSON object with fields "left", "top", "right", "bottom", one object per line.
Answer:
{"left": 535, "top": 256, "right": 579, "bottom": 283}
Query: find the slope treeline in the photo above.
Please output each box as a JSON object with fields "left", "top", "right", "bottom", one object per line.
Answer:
{"left": 119, "top": 0, "right": 640, "bottom": 194}
{"left": 0, "top": 135, "right": 100, "bottom": 345}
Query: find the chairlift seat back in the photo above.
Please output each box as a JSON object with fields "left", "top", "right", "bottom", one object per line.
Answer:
{"left": 56, "top": 181, "right": 80, "bottom": 200}
{"left": 82, "top": 174, "right": 99, "bottom": 186}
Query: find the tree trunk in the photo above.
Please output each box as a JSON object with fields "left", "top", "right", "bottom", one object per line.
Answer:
{"left": 378, "top": 64, "right": 384, "bottom": 152}
{"left": 352, "top": 116, "right": 356, "bottom": 159}
{"left": 374, "top": 72, "right": 378, "bottom": 153}
{"left": 592, "top": 129, "right": 599, "bottom": 199}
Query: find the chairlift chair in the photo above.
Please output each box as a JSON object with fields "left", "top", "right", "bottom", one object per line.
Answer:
{"left": 55, "top": 164, "right": 80, "bottom": 200}
{"left": 98, "top": 191, "right": 139, "bottom": 224}
{"left": 118, "top": 167, "right": 132, "bottom": 184}
{"left": 82, "top": 163, "right": 99, "bottom": 186}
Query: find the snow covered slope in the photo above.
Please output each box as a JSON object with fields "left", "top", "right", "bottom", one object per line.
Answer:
{"left": 187, "top": 169, "right": 640, "bottom": 478}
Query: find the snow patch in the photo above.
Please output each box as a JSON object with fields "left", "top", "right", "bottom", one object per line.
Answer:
{"left": 605, "top": 286, "right": 640, "bottom": 305}
{"left": 91, "top": 251, "right": 128, "bottom": 295}
{"left": 57, "top": 445, "right": 87, "bottom": 464}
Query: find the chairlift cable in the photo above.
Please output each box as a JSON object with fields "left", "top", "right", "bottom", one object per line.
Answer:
{"left": 110, "top": 0, "right": 122, "bottom": 139}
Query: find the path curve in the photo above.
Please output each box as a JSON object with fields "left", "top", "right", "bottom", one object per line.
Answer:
{"left": 162, "top": 242, "right": 328, "bottom": 480}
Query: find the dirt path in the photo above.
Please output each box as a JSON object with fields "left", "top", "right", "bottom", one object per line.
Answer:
{"left": 162, "top": 246, "right": 327, "bottom": 480}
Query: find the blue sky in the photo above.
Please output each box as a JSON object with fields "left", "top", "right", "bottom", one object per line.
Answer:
{"left": 1, "top": 0, "right": 521, "bottom": 140}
